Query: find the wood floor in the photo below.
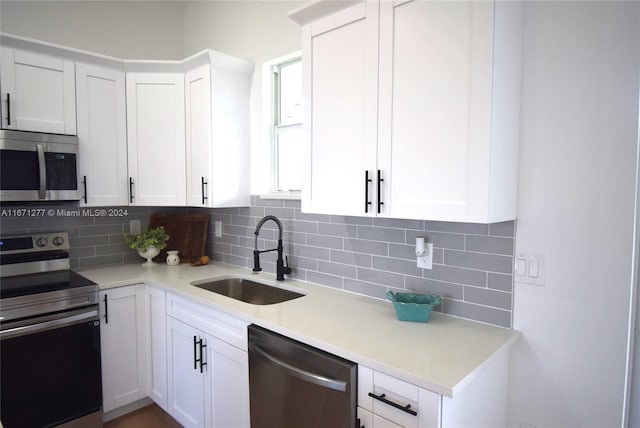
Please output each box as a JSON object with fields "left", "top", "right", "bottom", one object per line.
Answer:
{"left": 104, "top": 404, "right": 182, "bottom": 428}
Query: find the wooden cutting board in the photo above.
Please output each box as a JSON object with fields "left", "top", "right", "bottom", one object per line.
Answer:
{"left": 149, "top": 212, "right": 209, "bottom": 263}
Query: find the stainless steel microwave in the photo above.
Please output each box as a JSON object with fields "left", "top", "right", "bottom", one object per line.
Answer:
{"left": 0, "top": 130, "right": 80, "bottom": 201}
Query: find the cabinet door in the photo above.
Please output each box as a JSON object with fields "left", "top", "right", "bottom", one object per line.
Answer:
{"left": 167, "top": 317, "right": 210, "bottom": 428}
{"left": 302, "top": 1, "right": 379, "bottom": 216}
{"left": 145, "top": 285, "right": 168, "bottom": 411}
{"left": 377, "top": 0, "right": 494, "bottom": 222}
{"left": 100, "top": 285, "right": 148, "bottom": 413}
{"left": 0, "top": 48, "right": 76, "bottom": 134}
{"left": 76, "top": 64, "right": 128, "bottom": 206}
{"left": 210, "top": 336, "right": 249, "bottom": 428}
{"left": 126, "top": 73, "right": 186, "bottom": 206}
{"left": 185, "top": 65, "right": 212, "bottom": 207}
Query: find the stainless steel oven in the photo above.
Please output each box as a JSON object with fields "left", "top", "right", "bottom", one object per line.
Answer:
{"left": 0, "top": 232, "right": 102, "bottom": 428}
{"left": 248, "top": 324, "right": 357, "bottom": 428}
{"left": 0, "top": 129, "right": 80, "bottom": 201}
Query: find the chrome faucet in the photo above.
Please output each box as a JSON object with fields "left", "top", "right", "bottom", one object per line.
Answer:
{"left": 253, "top": 215, "right": 291, "bottom": 281}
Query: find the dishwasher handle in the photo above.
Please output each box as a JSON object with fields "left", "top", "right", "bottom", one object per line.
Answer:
{"left": 249, "top": 343, "right": 348, "bottom": 392}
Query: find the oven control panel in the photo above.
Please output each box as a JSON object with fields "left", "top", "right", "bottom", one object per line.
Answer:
{"left": 0, "top": 232, "right": 70, "bottom": 254}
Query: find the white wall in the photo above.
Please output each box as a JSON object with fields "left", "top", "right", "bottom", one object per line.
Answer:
{"left": 510, "top": 2, "right": 640, "bottom": 427}
{"left": 0, "top": 1, "right": 186, "bottom": 60}
{"left": 183, "top": 1, "right": 303, "bottom": 194}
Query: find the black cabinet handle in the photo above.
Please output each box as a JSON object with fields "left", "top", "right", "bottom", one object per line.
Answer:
{"left": 129, "top": 177, "right": 134, "bottom": 203}
{"left": 82, "top": 176, "right": 88, "bottom": 203}
{"left": 368, "top": 392, "right": 417, "bottom": 416}
{"left": 6, "top": 93, "right": 11, "bottom": 126}
{"left": 377, "top": 170, "right": 384, "bottom": 214}
{"left": 103, "top": 294, "right": 108, "bottom": 324}
{"left": 199, "top": 339, "right": 207, "bottom": 373}
{"left": 194, "top": 336, "right": 206, "bottom": 373}
{"left": 201, "top": 177, "right": 208, "bottom": 205}
{"left": 364, "top": 171, "right": 372, "bottom": 213}
{"left": 193, "top": 336, "right": 197, "bottom": 370}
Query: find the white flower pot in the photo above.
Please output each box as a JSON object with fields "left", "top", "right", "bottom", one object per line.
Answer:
{"left": 138, "top": 246, "right": 160, "bottom": 266}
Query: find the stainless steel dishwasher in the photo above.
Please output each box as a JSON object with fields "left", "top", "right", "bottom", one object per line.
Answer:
{"left": 248, "top": 324, "right": 357, "bottom": 428}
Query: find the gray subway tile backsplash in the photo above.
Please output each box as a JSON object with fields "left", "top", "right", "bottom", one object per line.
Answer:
{"left": 357, "top": 267, "right": 405, "bottom": 289}
{"left": 1, "top": 198, "right": 515, "bottom": 328}
{"left": 444, "top": 249, "right": 513, "bottom": 274}
{"left": 489, "top": 221, "right": 516, "bottom": 237}
{"left": 358, "top": 226, "right": 405, "bottom": 243}
{"left": 465, "top": 234, "right": 514, "bottom": 256}
{"left": 330, "top": 250, "right": 372, "bottom": 267}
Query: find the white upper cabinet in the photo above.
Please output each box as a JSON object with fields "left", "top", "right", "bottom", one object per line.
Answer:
{"left": 293, "top": 0, "right": 523, "bottom": 223}
{"left": 1, "top": 47, "right": 76, "bottom": 135}
{"left": 300, "top": 1, "right": 379, "bottom": 217}
{"left": 185, "top": 55, "right": 251, "bottom": 208}
{"left": 126, "top": 72, "right": 186, "bottom": 206}
{"left": 76, "top": 63, "right": 128, "bottom": 206}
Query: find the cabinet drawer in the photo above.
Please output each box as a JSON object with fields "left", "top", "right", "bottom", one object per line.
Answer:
{"left": 373, "top": 371, "right": 419, "bottom": 428}
{"left": 358, "top": 366, "right": 440, "bottom": 428}
{"left": 166, "top": 293, "right": 248, "bottom": 350}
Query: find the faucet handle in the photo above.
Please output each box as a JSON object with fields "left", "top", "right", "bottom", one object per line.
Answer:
{"left": 283, "top": 256, "right": 292, "bottom": 275}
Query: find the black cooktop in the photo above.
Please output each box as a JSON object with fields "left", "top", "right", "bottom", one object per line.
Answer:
{"left": 0, "top": 270, "right": 96, "bottom": 299}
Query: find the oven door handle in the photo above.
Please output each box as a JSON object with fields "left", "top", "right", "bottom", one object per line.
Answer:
{"left": 0, "top": 308, "right": 99, "bottom": 340}
{"left": 249, "top": 343, "right": 347, "bottom": 392}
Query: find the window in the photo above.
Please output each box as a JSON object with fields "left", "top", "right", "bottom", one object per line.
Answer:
{"left": 271, "top": 55, "right": 302, "bottom": 193}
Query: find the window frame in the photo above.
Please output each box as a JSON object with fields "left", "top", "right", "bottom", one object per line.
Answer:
{"left": 261, "top": 51, "right": 303, "bottom": 199}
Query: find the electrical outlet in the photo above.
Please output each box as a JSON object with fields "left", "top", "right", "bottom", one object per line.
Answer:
{"left": 129, "top": 219, "right": 141, "bottom": 235}
{"left": 417, "top": 243, "right": 433, "bottom": 269}
{"left": 215, "top": 220, "right": 223, "bottom": 238}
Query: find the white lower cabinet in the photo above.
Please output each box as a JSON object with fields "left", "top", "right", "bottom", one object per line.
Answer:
{"left": 166, "top": 293, "right": 250, "bottom": 428}
{"left": 358, "top": 347, "right": 509, "bottom": 428}
{"left": 99, "top": 284, "right": 148, "bottom": 413}
{"left": 167, "top": 317, "right": 211, "bottom": 427}
{"left": 145, "top": 285, "right": 168, "bottom": 411}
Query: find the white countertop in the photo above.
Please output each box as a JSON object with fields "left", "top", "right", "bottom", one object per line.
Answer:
{"left": 78, "top": 261, "right": 519, "bottom": 398}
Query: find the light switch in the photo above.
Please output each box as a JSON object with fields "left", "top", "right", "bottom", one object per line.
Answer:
{"left": 514, "top": 251, "right": 545, "bottom": 286}
{"left": 529, "top": 260, "right": 539, "bottom": 278}
{"left": 215, "top": 221, "right": 223, "bottom": 238}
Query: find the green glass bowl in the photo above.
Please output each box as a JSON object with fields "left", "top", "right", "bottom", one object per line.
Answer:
{"left": 386, "top": 291, "right": 442, "bottom": 322}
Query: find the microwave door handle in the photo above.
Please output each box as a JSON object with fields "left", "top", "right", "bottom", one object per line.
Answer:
{"left": 36, "top": 144, "right": 47, "bottom": 199}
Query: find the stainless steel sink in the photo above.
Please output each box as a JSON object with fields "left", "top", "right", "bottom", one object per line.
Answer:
{"left": 191, "top": 277, "right": 304, "bottom": 305}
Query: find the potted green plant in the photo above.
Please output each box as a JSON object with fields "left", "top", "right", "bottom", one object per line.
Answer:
{"left": 124, "top": 226, "right": 170, "bottom": 266}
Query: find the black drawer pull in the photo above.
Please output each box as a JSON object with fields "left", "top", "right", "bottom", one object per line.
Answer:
{"left": 368, "top": 392, "right": 417, "bottom": 416}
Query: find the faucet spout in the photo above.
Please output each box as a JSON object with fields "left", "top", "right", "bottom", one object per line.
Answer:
{"left": 253, "top": 215, "right": 291, "bottom": 281}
